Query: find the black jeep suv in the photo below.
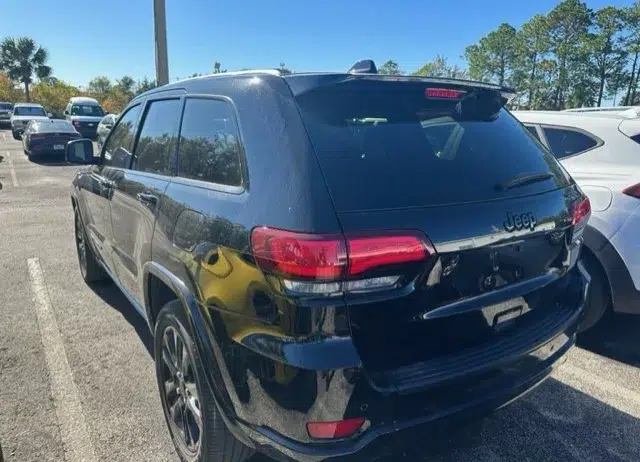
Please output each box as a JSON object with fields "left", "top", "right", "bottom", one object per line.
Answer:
{"left": 67, "top": 60, "right": 590, "bottom": 462}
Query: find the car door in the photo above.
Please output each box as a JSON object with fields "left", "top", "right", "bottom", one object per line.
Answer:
{"left": 79, "top": 104, "right": 142, "bottom": 273}
{"left": 109, "top": 96, "right": 183, "bottom": 305}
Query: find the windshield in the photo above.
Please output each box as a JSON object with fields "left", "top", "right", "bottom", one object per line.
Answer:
{"left": 14, "top": 106, "right": 46, "bottom": 116}
{"left": 296, "top": 81, "right": 570, "bottom": 211}
{"left": 71, "top": 104, "right": 104, "bottom": 117}
{"left": 0, "top": 103, "right": 12, "bottom": 110}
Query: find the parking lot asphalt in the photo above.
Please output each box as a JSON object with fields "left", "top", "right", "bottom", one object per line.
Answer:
{"left": 1, "top": 128, "right": 640, "bottom": 462}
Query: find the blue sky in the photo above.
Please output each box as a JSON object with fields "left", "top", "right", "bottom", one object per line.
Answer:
{"left": 0, "top": 0, "right": 634, "bottom": 87}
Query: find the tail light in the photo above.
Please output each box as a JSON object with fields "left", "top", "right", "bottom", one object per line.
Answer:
{"left": 570, "top": 196, "right": 591, "bottom": 243}
{"left": 306, "top": 417, "right": 365, "bottom": 440}
{"left": 30, "top": 134, "right": 46, "bottom": 140}
{"left": 571, "top": 196, "right": 591, "bottom": 227}
{"left": 622, "top": 183, "right": 640, "bottom": 199}
{"left": 251, "top": 227, "right": 435, "bottom": 295}
{"left": 73, "top": 120, "right": 81, "bottom": 126}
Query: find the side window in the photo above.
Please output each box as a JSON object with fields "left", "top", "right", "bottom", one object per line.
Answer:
{"left": 525, "top": 125, "right": 541, "bottom": 142}
{"left": 177, "top": 98, "right": 243, "bottom": 186}
{"left": 132, "top": 99, "right": 182, "bottom": 175}
{"left": 542, "top": 127, "right": 598, "bottom": 159}
{"left": 103, "top": 104, "right": 142, "bottom": 168}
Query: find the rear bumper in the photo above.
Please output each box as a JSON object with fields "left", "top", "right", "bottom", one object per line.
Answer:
{"left": 227, "top": 264, "right": 587, "bottom": 462}
{"left": 244, "top": 330, "right": 575, "bottom": 462}
{"left": 74, "top": 125, "right": 98, "bottom": 138}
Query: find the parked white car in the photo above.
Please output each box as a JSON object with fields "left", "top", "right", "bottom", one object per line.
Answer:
{"left": 10, "top": 103, "right": 51, "bottom": 140}
{"left": 513, "top": 109, "right": 640, "bottom": 330}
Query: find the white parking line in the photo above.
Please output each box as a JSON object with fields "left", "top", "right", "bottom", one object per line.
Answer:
{"left": 554, "top": 362, "right": 640, "bottom": 419}
{"left": 27, "top": 258, "right": 97, "bottom": 462}
{"left": 6, "top": 151, "right": 18, "bottom": 187}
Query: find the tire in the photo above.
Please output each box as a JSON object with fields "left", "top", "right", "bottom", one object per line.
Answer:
{"left": 73, "top": 206, "right": 107, "bottom": 283}
{"left": 154, "top": 301, "right": 254, "bottom": 462}
{"left": 578, "top": 250, "right": 611, "bottom": 333}
{"left": 12, "top": 130, "right": 20, "bottom": 140}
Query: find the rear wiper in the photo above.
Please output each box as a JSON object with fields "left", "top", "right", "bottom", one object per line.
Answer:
{"left": 496, "top": 172, "right": 554, "bottom": 191}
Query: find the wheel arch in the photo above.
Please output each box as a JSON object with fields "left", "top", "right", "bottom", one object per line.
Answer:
{"left": 581, "top": 225, "right": 613, "bottom": 312}
{"left": 142, "top": 261, "right": 249, "bottom": 442}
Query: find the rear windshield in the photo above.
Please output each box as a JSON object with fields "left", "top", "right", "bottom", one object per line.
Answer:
{"left": 71, "top": 104, "right": 104, "bottom": 117}
{"left": 295, "top": 81, "right": 570, "bottom": 210}
{"left": 14, "top": 106, "right": 46, "bottom": 116}
{"left": 0, "top": 103, "right": 12, "bottom": 110}
{"left": 36, "top": 120, "right": 75, "bottom": 133}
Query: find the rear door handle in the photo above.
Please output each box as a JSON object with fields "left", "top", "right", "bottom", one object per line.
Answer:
{"left": 137, "top": 192, "right": 158, "bottom": 206}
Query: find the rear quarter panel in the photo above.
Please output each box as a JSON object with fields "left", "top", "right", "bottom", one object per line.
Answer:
{"left": 150, "top": 75, "right": 356, "bottom": 441}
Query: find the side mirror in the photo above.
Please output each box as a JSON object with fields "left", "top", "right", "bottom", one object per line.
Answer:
{"left": 64, "top": 110, "right": 69, "bottom": 116}
{"left": 66, "top": 139, "right": 97, "bottom": 165}
{"left": 47, "top": 112, "right": 53, "bottom": 118}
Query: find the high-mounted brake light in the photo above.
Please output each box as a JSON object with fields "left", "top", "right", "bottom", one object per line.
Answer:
{"left": 306, "top": 417, "right": 365, "bottom": 440}
{"left": 622, "top": 183, "right": 640, "bottom": 199}
{"left": 251, "top": 227, "right": 434, "bottom": 294}
{"left": 425, "top": 88, "right": 466, "bottom": 99}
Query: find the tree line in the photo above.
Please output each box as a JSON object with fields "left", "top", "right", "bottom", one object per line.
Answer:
{"left": 3, "top": 1, "right": 640, "bottom": 115}
{"left": 0, "top": 36, "right": 159, "bottom": 116}
{"left": 379, "top": 0, "right": 640, "bottom": 109}
{"left": 0, "top": 35, "right": 292, "bottom": 117}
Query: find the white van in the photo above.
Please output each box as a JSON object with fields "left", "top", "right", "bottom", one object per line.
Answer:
{"left": 64, "top": 96, "right": 105, "bottom": 139}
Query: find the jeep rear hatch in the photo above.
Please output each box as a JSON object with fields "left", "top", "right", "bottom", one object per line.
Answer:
{"left": 289, "top": 77, "right": 586, "bottom": 384}
{"left": 291, "top": 76, "right": 570, "bottom": 211}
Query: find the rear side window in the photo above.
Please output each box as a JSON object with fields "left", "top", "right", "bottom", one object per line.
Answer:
{"left": 177, "top": 98, "right": 243, "bottom": 187}
{"left": 542, "top": 127, "right": 599, "bottom": 159}
{"left": 525, "top": 125, "right": 541, "bottom": 141}
{"left": 132, "top": 99, "right": 181, "bottom": 175}
{"left": 295, "top": 81, "right": 569, "bottom": 211}
{"left": 103, "top": 104, "right": 141, "bottom": 168}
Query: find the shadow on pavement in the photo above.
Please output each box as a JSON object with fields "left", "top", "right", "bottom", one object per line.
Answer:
{"left": 89, "top": 281, "right": 640, "bottom": 461}
{"left": 87, "top": 280, "right": 154, "bottom": 357}
{"left": 578, "top": 313, "right": 640, "bottom": 367}
{"left": 27, "top": 153, "right": 70, "bottom": 166}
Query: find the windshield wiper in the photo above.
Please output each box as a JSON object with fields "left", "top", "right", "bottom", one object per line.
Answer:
{"left": 496, "top": 172, "right": 554, "bottom": 192}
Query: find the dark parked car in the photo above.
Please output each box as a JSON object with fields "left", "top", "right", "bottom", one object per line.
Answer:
{"left": 22, "top": 119, "right": 80, "bottom": 158}
{"left": 0, "top": 101, "right": 13, "bottom": 127}
{"left": 67, "top": 61, "right": 591, "bottom": 462}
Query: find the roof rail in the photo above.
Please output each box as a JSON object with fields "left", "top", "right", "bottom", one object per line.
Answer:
{"left": 222, "top": 68, "right": 283, "bottom": 77}
{"left": 348, "top": 59, "right": 377, "bottom": 74}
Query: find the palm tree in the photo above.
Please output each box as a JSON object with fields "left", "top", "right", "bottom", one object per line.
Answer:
{"left": 0, "top": 37, "right": 52, "bottom": 101}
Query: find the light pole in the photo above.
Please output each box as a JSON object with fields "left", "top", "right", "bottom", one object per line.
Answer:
{"left": 153, "top": 0, "right": 169, "bottom": 86}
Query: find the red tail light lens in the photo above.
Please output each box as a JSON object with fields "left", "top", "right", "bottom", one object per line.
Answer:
{"left": 251, "top": 228, "right": 434, "bottom": 291}
{"left": 347, "top": 233, "right": 432, "bottom": 276}
{"left": 425, "top": 88, "right": 466, "bottom": 99}
{"left": 571, "top": 196, "right": 591, "bottom": 227}
{"left": 251, "top": 227, "right": 346, "bottom": 280}
{"left": 622, "top": 183, "right": 640, "bottom": 199}
{"left": 306, "top": 417, "right": 365, "bottom": 440}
